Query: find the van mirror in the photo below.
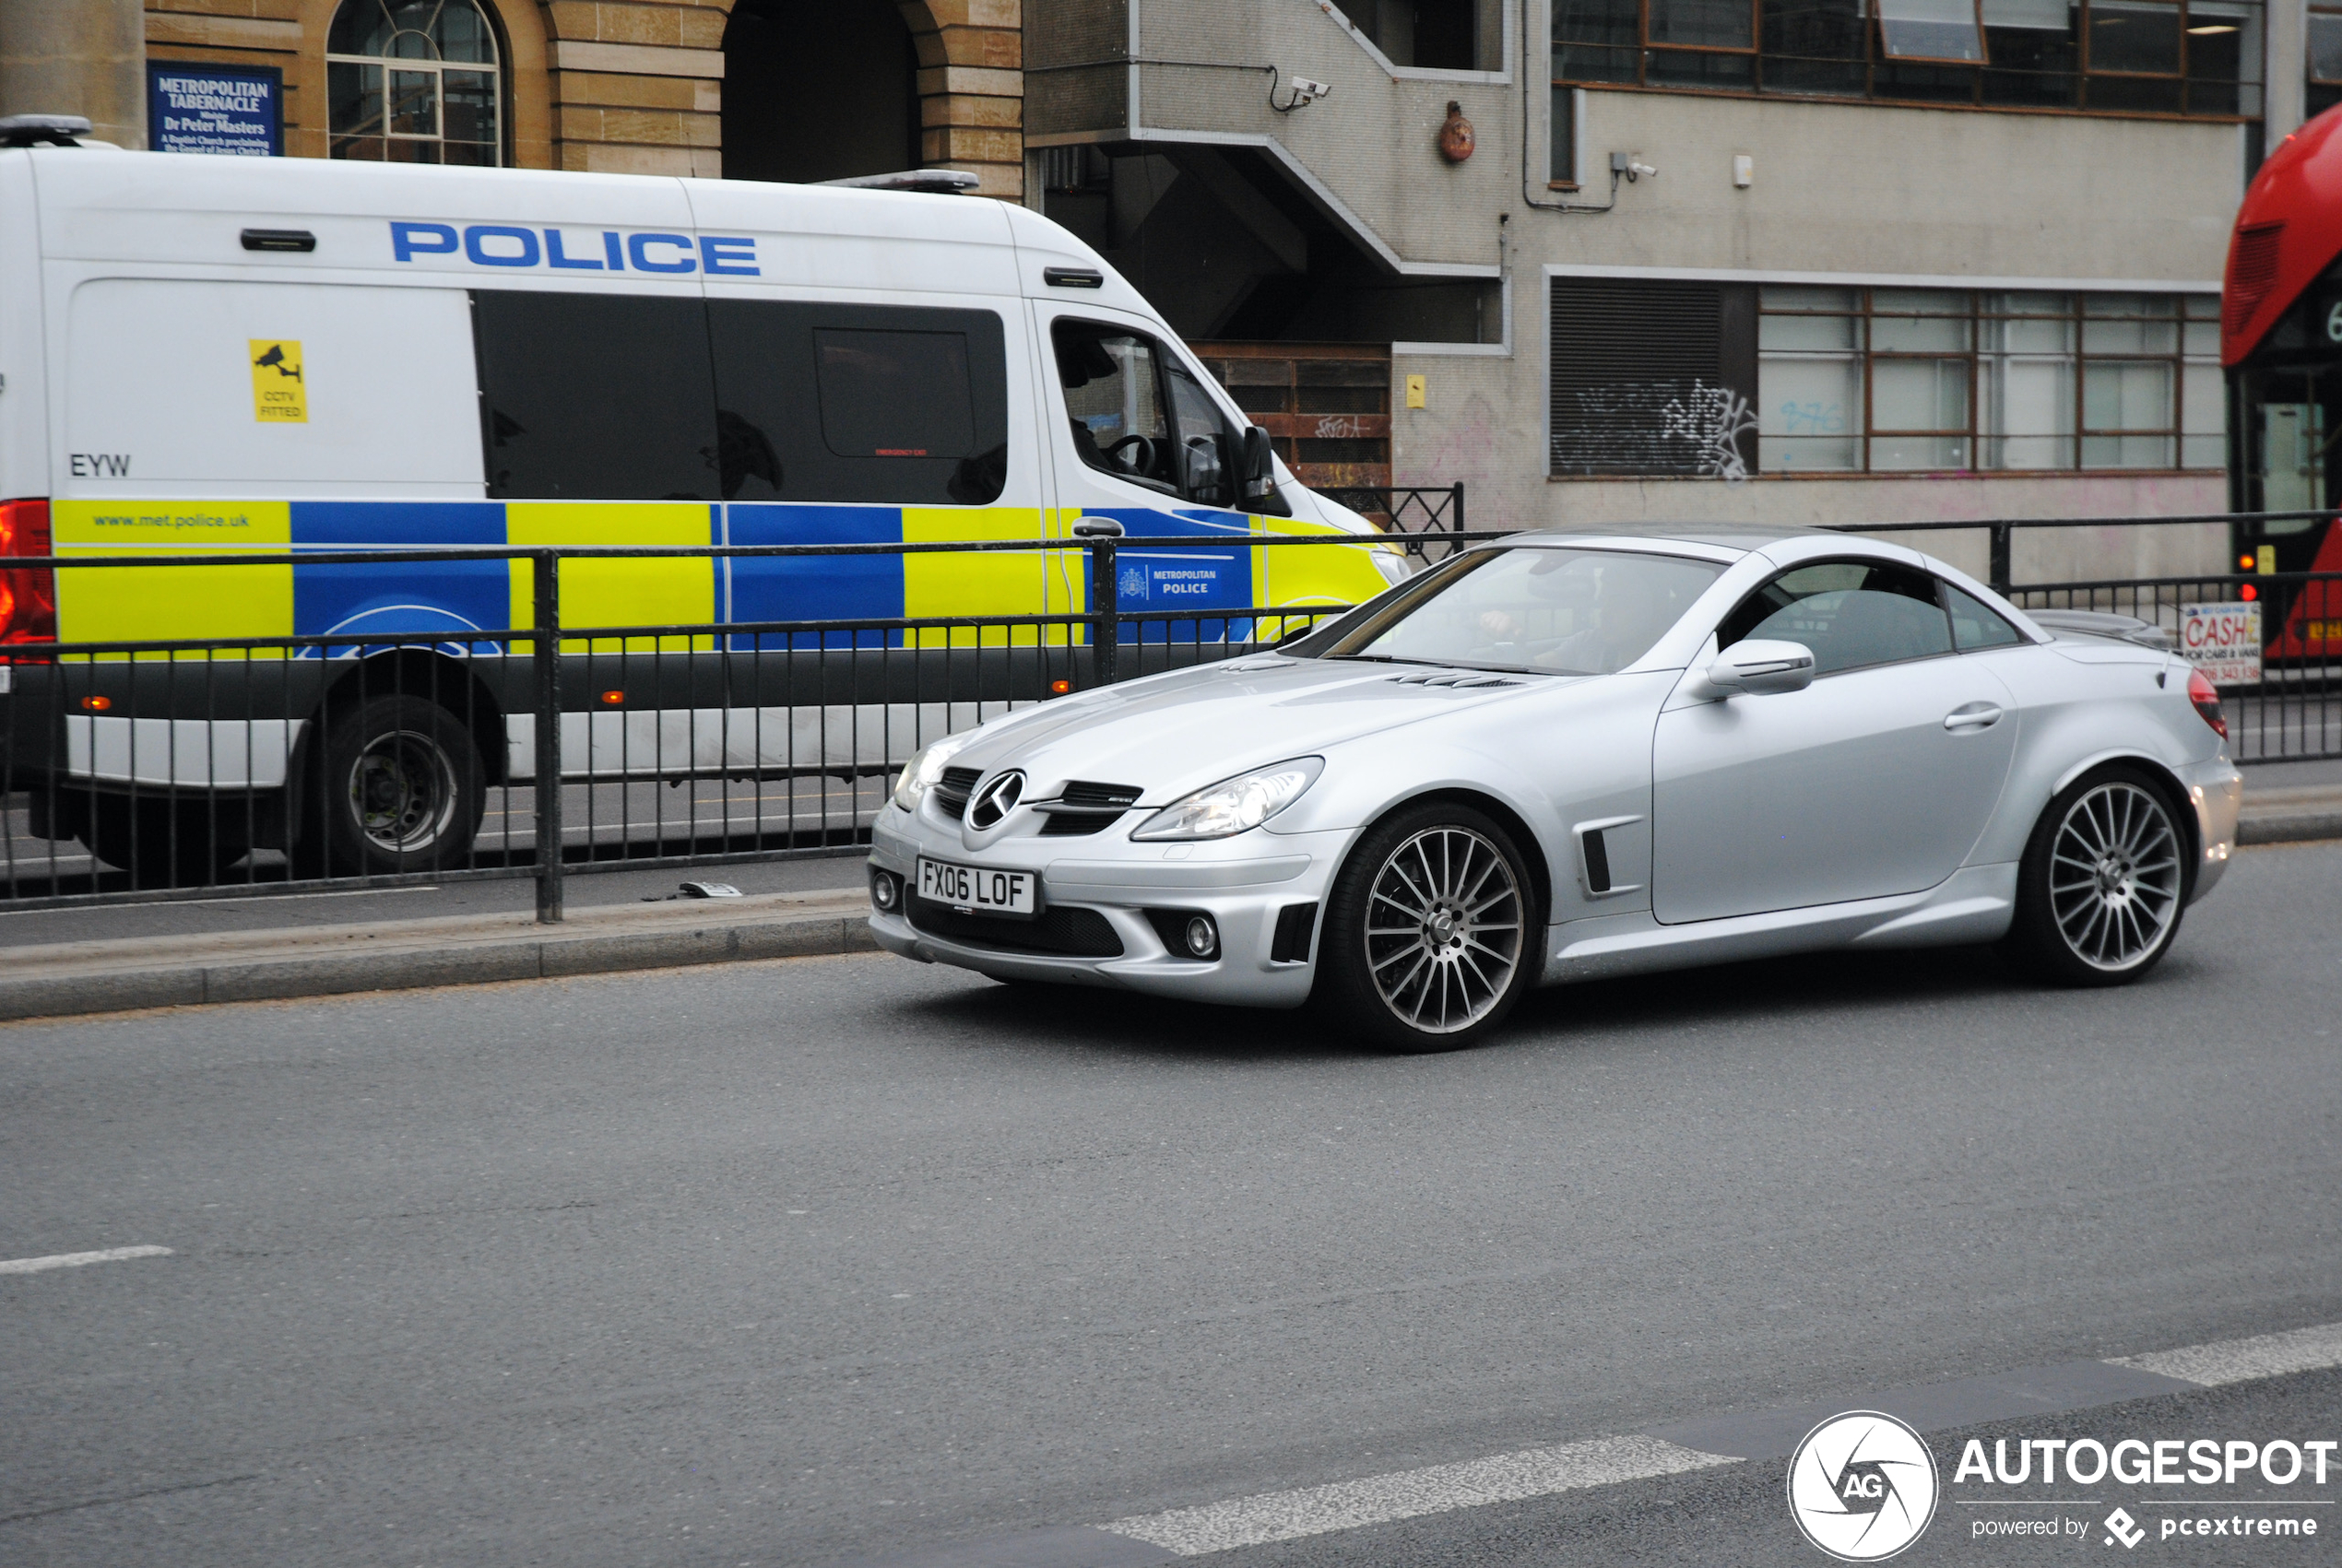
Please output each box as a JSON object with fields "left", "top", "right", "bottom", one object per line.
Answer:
{"left": 1242, "top": 426, "right": 1273, "bottom": 484}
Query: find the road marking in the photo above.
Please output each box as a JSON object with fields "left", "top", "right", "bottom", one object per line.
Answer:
{"left": 1101, "top": 1434, "right": 1735, "bottom": 1556}
{"left": 0, "top": 1244, "right": 172, "bottom": 1276}
{"left": 2111, "top": 1319, "right": 2342, "bottom": 1388}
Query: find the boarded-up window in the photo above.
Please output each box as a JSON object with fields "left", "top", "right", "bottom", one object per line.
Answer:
{"left": 1548, "top": 278, "right": 1757, "bottom": 478}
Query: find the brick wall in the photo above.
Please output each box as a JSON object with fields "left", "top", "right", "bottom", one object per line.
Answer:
{"left": 140, "top": 0, "right": 1022, "bottom": 196}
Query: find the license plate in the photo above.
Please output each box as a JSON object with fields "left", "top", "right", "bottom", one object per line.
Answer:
{"left": 917, "top": 857, "right": 1037, "bottom": 918}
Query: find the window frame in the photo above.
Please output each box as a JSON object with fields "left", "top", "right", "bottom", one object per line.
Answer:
{"left": 1052, "top": 318, "right": 1247, "bottom": 507}
{"left": 325, "top": 0, "right": 509, "bottom": 167}
{"left": 1550, "top": 0, "right": 2262, "bottom": 118}
{"left": 1755, "top": 286, "right": 2220, "bottom": 476}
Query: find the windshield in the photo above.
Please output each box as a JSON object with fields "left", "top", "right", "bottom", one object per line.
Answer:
{"left": 1300, "top": 547, "right": 1725, "bottom": 676}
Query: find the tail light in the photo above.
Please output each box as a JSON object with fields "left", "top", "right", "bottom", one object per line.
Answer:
{"left": 0, "top": 498, "right": 55, "bottom": 660}
{"left": 2186, "top": 667, "right": 2227, "bottom": 738}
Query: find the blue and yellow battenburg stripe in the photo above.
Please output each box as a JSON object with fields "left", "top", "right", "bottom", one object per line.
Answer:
{"left": 50, "top": 500, "right": 1390, "bottom": 652}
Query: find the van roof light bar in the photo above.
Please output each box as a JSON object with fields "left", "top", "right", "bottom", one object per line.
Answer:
{"left": 816, "top": 168, "right": 981, "bottom": 195}
{"left": 0, "top": 114, "right": 92, "bottom": 147}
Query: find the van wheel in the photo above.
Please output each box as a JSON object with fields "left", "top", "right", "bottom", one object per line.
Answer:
{"left": 81, "top": 796, "right": 251, "bottom": 889}
{"left": 315, "top": 696, "right": 485, "bottom": 875}
{"left": 1317, "top": 801, "right": 1535, "bottom": 1053}
{"left": 2006, "top": 764, "right": 2187, "bottom": 986}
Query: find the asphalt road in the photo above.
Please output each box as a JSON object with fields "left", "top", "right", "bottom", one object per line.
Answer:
{"left": 3, "top": 840, "right": 2337, "bottom": 1568}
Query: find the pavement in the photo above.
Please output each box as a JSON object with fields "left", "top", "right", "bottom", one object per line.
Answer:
{"left": 0, "top": 760, "right": 2336, "bottom": 1023}
{"left": 2, "top": 838, "right": 2336, "bottom": 1567}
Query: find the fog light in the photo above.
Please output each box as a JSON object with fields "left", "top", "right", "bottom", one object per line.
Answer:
{"left": 871, "top": 870, "right": 901, "bottom": 911}
{"left": 1183, "top": 914, "right": 1218, "bottom": 960}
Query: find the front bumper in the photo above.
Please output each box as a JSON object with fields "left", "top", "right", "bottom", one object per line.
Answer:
{"left": 865, "top": 805, "right": 1351, "bottom": 1008}
{"left": 2179, "top": 752, "right": 2243, "bottom": 904}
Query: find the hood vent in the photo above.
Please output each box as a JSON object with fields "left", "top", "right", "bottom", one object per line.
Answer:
{"left": 1387, "top": 671, "right": 1522, "bottom": 689}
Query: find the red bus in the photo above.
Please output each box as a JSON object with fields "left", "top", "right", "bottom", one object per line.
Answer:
{"left": 2226, "top": 108, "right": 2342, "bottom": 660}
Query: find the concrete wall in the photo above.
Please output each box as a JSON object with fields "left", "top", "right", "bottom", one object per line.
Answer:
{"left": 0, "top": 0, "right": 146, "bottom": 148}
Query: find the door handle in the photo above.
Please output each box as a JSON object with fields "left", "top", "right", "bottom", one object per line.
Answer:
{"left": 1943, "top": 701, "right": 2003, "bottom": 731}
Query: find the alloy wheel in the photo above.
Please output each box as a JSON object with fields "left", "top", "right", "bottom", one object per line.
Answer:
{"left": 1364, "top": 826, "right": 1524, "bottom": 1034}
{"left": 2047, "top": 781, "right": 2182, "bottom": 971}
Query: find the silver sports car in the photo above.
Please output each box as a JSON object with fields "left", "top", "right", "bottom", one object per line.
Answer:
{"left": 867, "top": 531, "right": 2243, "bottom": 1052}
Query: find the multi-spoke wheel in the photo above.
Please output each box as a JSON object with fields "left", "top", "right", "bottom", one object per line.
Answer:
{"left": 2010, "top": 765, "right": 2189, "bottom": 985}
{"left": 1319, "top": 802, "right": 1536, "bottom": 1052}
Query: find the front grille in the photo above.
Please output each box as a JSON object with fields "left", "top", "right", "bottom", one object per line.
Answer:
{"left": 1035, "top": 780, "right": 1142, "bottom": 837}
{"left": 907, "top": 899, "right": 1125, "bottom": 957}
{"left": 931, "top": 765, "right": 981, "bottom": 819}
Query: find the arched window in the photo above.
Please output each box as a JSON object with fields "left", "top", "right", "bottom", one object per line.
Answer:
{"left": 326, "top": 0, "right": 503, "bottom": 165}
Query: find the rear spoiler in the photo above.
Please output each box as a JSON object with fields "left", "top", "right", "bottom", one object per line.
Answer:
{"left": 2028, "top": 608, "right": 2172, "bottom": 652}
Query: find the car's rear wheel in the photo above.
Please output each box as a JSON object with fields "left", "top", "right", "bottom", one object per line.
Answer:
{"left": 2008, "top": 764, "right": 2187, "bottom": 986}
{"left": 1319, "top": 801, "right": 1535, "bottom": 1053}
{"left": 313, "top": 695, "right": 485, "bottom": 876}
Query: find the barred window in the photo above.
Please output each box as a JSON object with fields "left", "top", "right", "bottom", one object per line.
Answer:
{"left": 1756, "top": 288, "right": 2222, "bottom": 474}
{"left": 1551, "top": 0, "right": 2264, "bottom": 116}
{"left": 327, "top": 0, "right": 503, "bottom": 165}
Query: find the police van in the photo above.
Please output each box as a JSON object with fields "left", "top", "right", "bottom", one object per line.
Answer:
{"left": 0, "top": 138, "right": 1400, "bottom": 880}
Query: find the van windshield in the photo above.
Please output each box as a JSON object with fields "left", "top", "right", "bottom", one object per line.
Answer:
{"left": 1293, "top": 547, "right": 1724, "bottom": 676}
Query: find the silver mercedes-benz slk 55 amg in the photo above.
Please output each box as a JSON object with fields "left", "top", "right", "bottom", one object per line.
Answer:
{"left": 866, "top": 530, "right": 2243, "bottom": 1053}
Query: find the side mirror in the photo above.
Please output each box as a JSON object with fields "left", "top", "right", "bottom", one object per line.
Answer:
{"left": 1241, "top": 425, "right": 1275, "bottom": 503}
{"left": 1700, "top": 639, "right": 1815, "bottom": 698}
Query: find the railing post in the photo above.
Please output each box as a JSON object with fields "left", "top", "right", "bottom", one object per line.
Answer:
{"left": 1989, "top": 522, "right": 2013, "bottom": 595}
{"left": 1451, "top": 482, "right": 1465, "bottom": 535}
{"left": 1073, "top": 517, "right": 1124, "bottom": 687}
{"left": 531, "top": 549, "right": 563, "bottom": 925}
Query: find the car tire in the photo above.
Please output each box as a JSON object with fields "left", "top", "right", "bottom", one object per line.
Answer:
{"left": 2006, "top": 763, "right": 2189, "bottom": 987}
{"left": 80, "top": 796, "right": 251, "bottom": 889}
{"left": 1317, "top": 800, "right": 1537, "bottom": 1053}
{"left": 313, "top": 694, "right": 485, "bottom": 876}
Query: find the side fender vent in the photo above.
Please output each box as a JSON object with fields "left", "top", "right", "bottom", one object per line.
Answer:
{"left": 1270, "top": 902, "right": 1319, "bottom": 963}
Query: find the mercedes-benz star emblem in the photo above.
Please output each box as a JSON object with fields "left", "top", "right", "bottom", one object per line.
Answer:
{"left": 966, "top": 770, "right": 1025, "bottom": 830}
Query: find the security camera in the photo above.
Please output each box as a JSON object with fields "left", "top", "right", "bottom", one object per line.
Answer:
{"left": 1288, "top": 77, "right": 1332, "bottom": 102}
{"left": 1609, "top": 153, "right": 1659, "bottom": 183}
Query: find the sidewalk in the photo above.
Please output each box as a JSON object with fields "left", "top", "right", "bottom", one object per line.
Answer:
{"left": 0, "top": 763, "right": 2333, "bottom": 1025}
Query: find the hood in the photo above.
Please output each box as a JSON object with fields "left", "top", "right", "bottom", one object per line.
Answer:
{"left": 949, "top": 656, "right": 1557, "bottom": 800}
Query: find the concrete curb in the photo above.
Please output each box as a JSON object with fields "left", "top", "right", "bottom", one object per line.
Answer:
{"left": 0, "top": 890, "right": 878, "bottom": 1024}
{"left": 2237, "top": 808, "right": 2342, "bottom": 845}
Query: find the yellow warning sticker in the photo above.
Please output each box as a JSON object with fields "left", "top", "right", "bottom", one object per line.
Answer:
{"left": 249, "top": 339, "right": 307, "bottom": 423}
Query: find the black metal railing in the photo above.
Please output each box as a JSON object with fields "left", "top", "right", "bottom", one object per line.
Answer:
{"left": 1320, "top": 484, "right": 1466, "bottom": 558}
{"left": 1836, "top": 508, "right": 2338, "bottom": 594}
{"left": 0, "top": 531, "right": 1451, "bottom": 918}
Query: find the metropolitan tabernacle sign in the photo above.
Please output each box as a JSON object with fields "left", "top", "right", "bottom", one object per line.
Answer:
{"left": 147, "top": 65, "right": 282, "bottom": 157}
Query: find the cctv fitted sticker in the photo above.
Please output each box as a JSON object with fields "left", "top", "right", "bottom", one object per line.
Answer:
{"left": 249, "top": 339, "right": 306, "bottom": 423}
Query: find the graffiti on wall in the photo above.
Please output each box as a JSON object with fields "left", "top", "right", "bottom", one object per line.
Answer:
{"left": 1550, "top": 379, "right": 1757, "bottom": 482}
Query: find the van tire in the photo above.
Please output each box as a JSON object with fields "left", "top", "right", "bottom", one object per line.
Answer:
{"left": 80, "top": 796, "right": 251, "bottom": 889}
{"left": 314, "top": 695, "right": 485, "bottom": 876}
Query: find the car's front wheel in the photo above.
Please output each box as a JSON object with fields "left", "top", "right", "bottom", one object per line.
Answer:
{"left": 1319, "top": 801, "right": 1536, "bottom": 1053}
{"left": 2007, "top": 764, "right": 2188, "bottom": 985}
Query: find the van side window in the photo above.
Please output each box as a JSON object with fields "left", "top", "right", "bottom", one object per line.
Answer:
{"left": 472, "top": 291, "right": 719, "bottom": 501}
{"left": 709, "top": 301, "right": 1009, "bottom": 505}
{"left": 1053, "top": 323, "right": 1179, "bottom": 497}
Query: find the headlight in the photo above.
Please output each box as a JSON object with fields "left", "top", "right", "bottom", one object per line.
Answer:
{"left": 892, "top": 734, "right": 971, "bottom": 811}
{"left": 1130, "top": 758, "right": 1323, "bottom": 842}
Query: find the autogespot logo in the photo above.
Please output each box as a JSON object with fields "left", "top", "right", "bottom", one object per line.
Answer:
{"left": 1789, "top": 1411, "right": 1942, "bottom": 1562}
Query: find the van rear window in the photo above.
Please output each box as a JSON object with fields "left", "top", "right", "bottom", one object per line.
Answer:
{"left": 472, "top": 291, "right": 720, "bottom": 501}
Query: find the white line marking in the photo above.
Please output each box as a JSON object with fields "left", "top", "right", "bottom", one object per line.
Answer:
{"left": 0, "top": 1244, "right": 173, "bottom": 1276}
{"left": 2110, "top": 1320, "right": 2342, "bottom": 1388}
{"left": 1100, "top": 1434, "right": 1737, "bottom": 1556}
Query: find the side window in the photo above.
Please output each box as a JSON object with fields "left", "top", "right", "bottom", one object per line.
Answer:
{"left": 708, "top": 301, "right": 1009, "bottom": 505}
{"left": 1053, "top": 322, "right": 1177, "bottom": 495}
{"left": 1719, "top": 559, "right": 1954, "bottom": 675}
{"left": 1944, "top": 582, "right": 2024, "bottom": 650}
{"left": 473, "top": 291, "right": 718, "bottom": 501}
{"left": 1165, "top": 358, "right": 1239, "bottom": 509}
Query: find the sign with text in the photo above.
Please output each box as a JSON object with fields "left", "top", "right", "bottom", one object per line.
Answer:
{"left": 2180, "top": 601, "right": 2262, "bottom": 687}
{"left": 148, "top": 65, "right": 282, "bottom": 157}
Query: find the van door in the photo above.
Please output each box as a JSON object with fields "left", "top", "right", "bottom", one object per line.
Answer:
{"left": 1035, "top": 308, "right": 1259, "bottom": 669}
